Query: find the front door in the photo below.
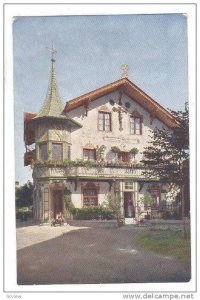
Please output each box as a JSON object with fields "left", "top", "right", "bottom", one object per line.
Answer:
{"left": 124, "top": 192, "right": 135, "bottom": 218}
{"left": 53, "top": 190, "right": 63, "bottom": 219}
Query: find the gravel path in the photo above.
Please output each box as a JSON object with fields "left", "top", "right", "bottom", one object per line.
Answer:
{"left": 17, "top": 225, "right": 191, "bottom": 285}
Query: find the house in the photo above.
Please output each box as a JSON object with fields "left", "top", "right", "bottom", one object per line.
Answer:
{"left": 24, "top": 53, "right": 179, "bottom": 223}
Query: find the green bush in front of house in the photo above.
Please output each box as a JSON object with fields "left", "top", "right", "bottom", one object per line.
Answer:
{"left": 72, "top": 206, "right": 114, "bottom": 220}
{"left": 16, "top": 207, "right": 33, "bottom": 220}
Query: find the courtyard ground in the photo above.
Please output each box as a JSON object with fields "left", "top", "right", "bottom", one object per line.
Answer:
{"left": 17, "top": 222, "right": 191, "bottom": 285}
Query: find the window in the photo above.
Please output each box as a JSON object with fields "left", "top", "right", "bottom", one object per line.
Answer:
{"left": 144, "top": 184, "right": 161, "bottom": 209}
{"left": 83, "top": 185, "right": 98, "bottom": 206}
{"left": 98, "top": 112, "right": 111, "bottom": 131}
{"left": 67, "top": 145, "right": 71, "bottom": 159}
{"left": 39, "top": 143, "right": 47, "bottom": 161}
{"left": 130, "top": 117, "right": 142, "bottom": 135}
{"left": 118, "top": 151, "right": 130, "bottom": 162}
{"left": 83, "top": 149, "right": 96, "bottom": 161}
{"left": 52, "top": 143, "right": 63, "bottom": 161}
{"left": 124, "top": 182, "right": 134, "bottom": 190}
{"left": 44, "top": 188, "right": 49, "bottom": 219}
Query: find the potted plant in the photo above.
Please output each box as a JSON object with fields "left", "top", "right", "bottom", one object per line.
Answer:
{"left": 111, "top": 146, "right": 121, "bottom": 162}
{"left": 130, "top": 147, "right": 139, "bottom": 162}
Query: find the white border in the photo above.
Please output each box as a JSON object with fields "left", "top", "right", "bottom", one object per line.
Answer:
{"left": 3, "top": 2, "right": 197, "bottom": 296}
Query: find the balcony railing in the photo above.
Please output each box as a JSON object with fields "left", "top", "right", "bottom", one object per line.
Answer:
{"left": 33, "top": 160, "right": 147, "bottom": 179}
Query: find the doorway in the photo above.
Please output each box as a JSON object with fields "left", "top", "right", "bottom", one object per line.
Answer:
{"left": 124, "top": 192, "right": 135, "bottom": 218}
{"left": 53, "top": 190, "right": 63, "bottom": 219}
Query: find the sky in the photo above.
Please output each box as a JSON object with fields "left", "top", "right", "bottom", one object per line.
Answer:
{"left": 13, "top": 14, "right": 188, "bottom": 184}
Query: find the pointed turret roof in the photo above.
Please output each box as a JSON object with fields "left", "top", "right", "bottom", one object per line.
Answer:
{"left": 24, "top": 47, "right": 82, "bottom": 127}
{"left": 36, "top": 56, "right": 64, "bottom": 118}
{"left": 30, "top": 49, "right": 81, "bottom": 128}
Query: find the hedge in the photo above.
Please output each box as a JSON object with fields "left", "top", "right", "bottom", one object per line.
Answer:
{"left": 72, "top": 206, "right": 114, "bottom": 220}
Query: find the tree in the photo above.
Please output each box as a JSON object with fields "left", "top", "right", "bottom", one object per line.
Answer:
{"left": 64, "top": 188, "right": 75, "bottom": 218}
{"left": 104, "top": 192, "right": 123, "bottom": 227}
{"left": 15, "top": 181, "right": 34, "bottom": 208}
{"left": 141, "top": 103, "right": 189, "bottom": 237}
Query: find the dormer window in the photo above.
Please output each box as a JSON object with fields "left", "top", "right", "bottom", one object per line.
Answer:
{"left": 98, "top": 111, "right": 111, "bottom": 131}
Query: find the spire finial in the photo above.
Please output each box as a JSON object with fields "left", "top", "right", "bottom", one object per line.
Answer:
{"left": 46, "top": 45, "right": 57, "bottom": 62}
{"left": 121, "top": 64, "right": 129, "bottom": 78}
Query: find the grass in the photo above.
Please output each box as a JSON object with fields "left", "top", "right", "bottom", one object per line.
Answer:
{"left": 136, "top": 229, "right": 191, "bottom": 264}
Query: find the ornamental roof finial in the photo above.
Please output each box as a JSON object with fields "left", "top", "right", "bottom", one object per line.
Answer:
{"left": 46, "top": 45, "right": 57, "bottom": 62}
{"left": 121, "top": 64, "right": 129, "bottom": 78}
{"left": 35, "top": 46, "right": 64, "bottom": 118}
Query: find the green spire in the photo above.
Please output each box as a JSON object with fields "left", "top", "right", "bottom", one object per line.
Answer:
{"left": 36, "top": 50, "right": 64, "bottom": 118}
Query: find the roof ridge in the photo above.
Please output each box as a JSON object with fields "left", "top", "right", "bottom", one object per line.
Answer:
{"left": 63, "top": 77, "right": 179, "bottom": 128}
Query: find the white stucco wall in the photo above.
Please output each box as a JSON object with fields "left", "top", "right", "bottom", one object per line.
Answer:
{"left": 71, "top": 181, "right": 113, "bottom": 208}
{"left": 67, "top": 91, "right": 169, "bottom": 162}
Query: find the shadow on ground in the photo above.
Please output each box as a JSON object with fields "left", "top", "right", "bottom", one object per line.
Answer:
{"left": 17, "top": 226, "right": 191, "bottom": 285}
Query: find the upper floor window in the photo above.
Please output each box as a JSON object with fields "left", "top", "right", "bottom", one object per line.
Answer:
{"left": 83, "top": 149, "right": 96, "bottom": 161}
{"left": 118, "top": 151, "right": 130, "bottom": 162}
{"left": 39, "top": 143, "right": 48, "bottom": 161}
{"left": 52, "top": 143, "right": 63, "bottom": 161}
{"left": 130, "top": 116, "right": 142, "bottom": 135}
{"left": 98, "top": 112, "right": 111, "bottom": 131}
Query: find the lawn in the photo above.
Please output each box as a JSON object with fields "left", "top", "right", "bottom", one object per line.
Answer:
{"left": 136, "top": 229, "right": 191, "bottom": 264}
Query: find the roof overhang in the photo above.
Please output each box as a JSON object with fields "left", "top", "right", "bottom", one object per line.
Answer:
{"left": 24, "top": 112, "right": 82, "bottom": 146}
{"left": 64, "top": 78, "right": 180, "bottom": 128}
{"left": 30, "top": 115, "right": 82, "bottom": 128}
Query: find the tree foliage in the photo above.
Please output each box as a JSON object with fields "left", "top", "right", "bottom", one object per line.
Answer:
{"left": 104, "top": 192, "right": 123, "bottom": 226}
{"left": 15, "top": 181, "right": 34, "bottom": 208}
{"left": 141, "top": 102, "right": 189, "bottom": 186}
{"left": 141, "top": 103, "right": 189, "bottom": 237}
{"left": 64, "top": 188, "right": 75, "bottom": 214}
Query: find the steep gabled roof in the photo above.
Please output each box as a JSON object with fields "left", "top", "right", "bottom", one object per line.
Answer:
{"left": 64, "top": 77, "right": 179, "bottom": 128}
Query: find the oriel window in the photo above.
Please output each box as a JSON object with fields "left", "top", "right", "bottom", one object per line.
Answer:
{"left": 52, "top": 143, "right": 63, "bottom": 161}
{"left": 39, "top": 143, "right": 48, "bottom": 161}
{"left": 98, "top": 112, "right": 111, "bottom": 131}
{"left": 130, "top": 117, "right": 142, "bottom": 135}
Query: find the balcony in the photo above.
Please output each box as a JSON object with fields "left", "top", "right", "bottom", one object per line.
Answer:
{"left": 33, "top": 160, "right": 146, "bottom": 180}
{"left": 24, "top": 150, "right": 36, "bottom": 166}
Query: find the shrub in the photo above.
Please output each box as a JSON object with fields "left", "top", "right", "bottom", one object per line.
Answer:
{"left": 16, "top": 210, "right": 33, "bottom": 220}
{"left": 72, "top": 206, "right": 114, "bottom": 220}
